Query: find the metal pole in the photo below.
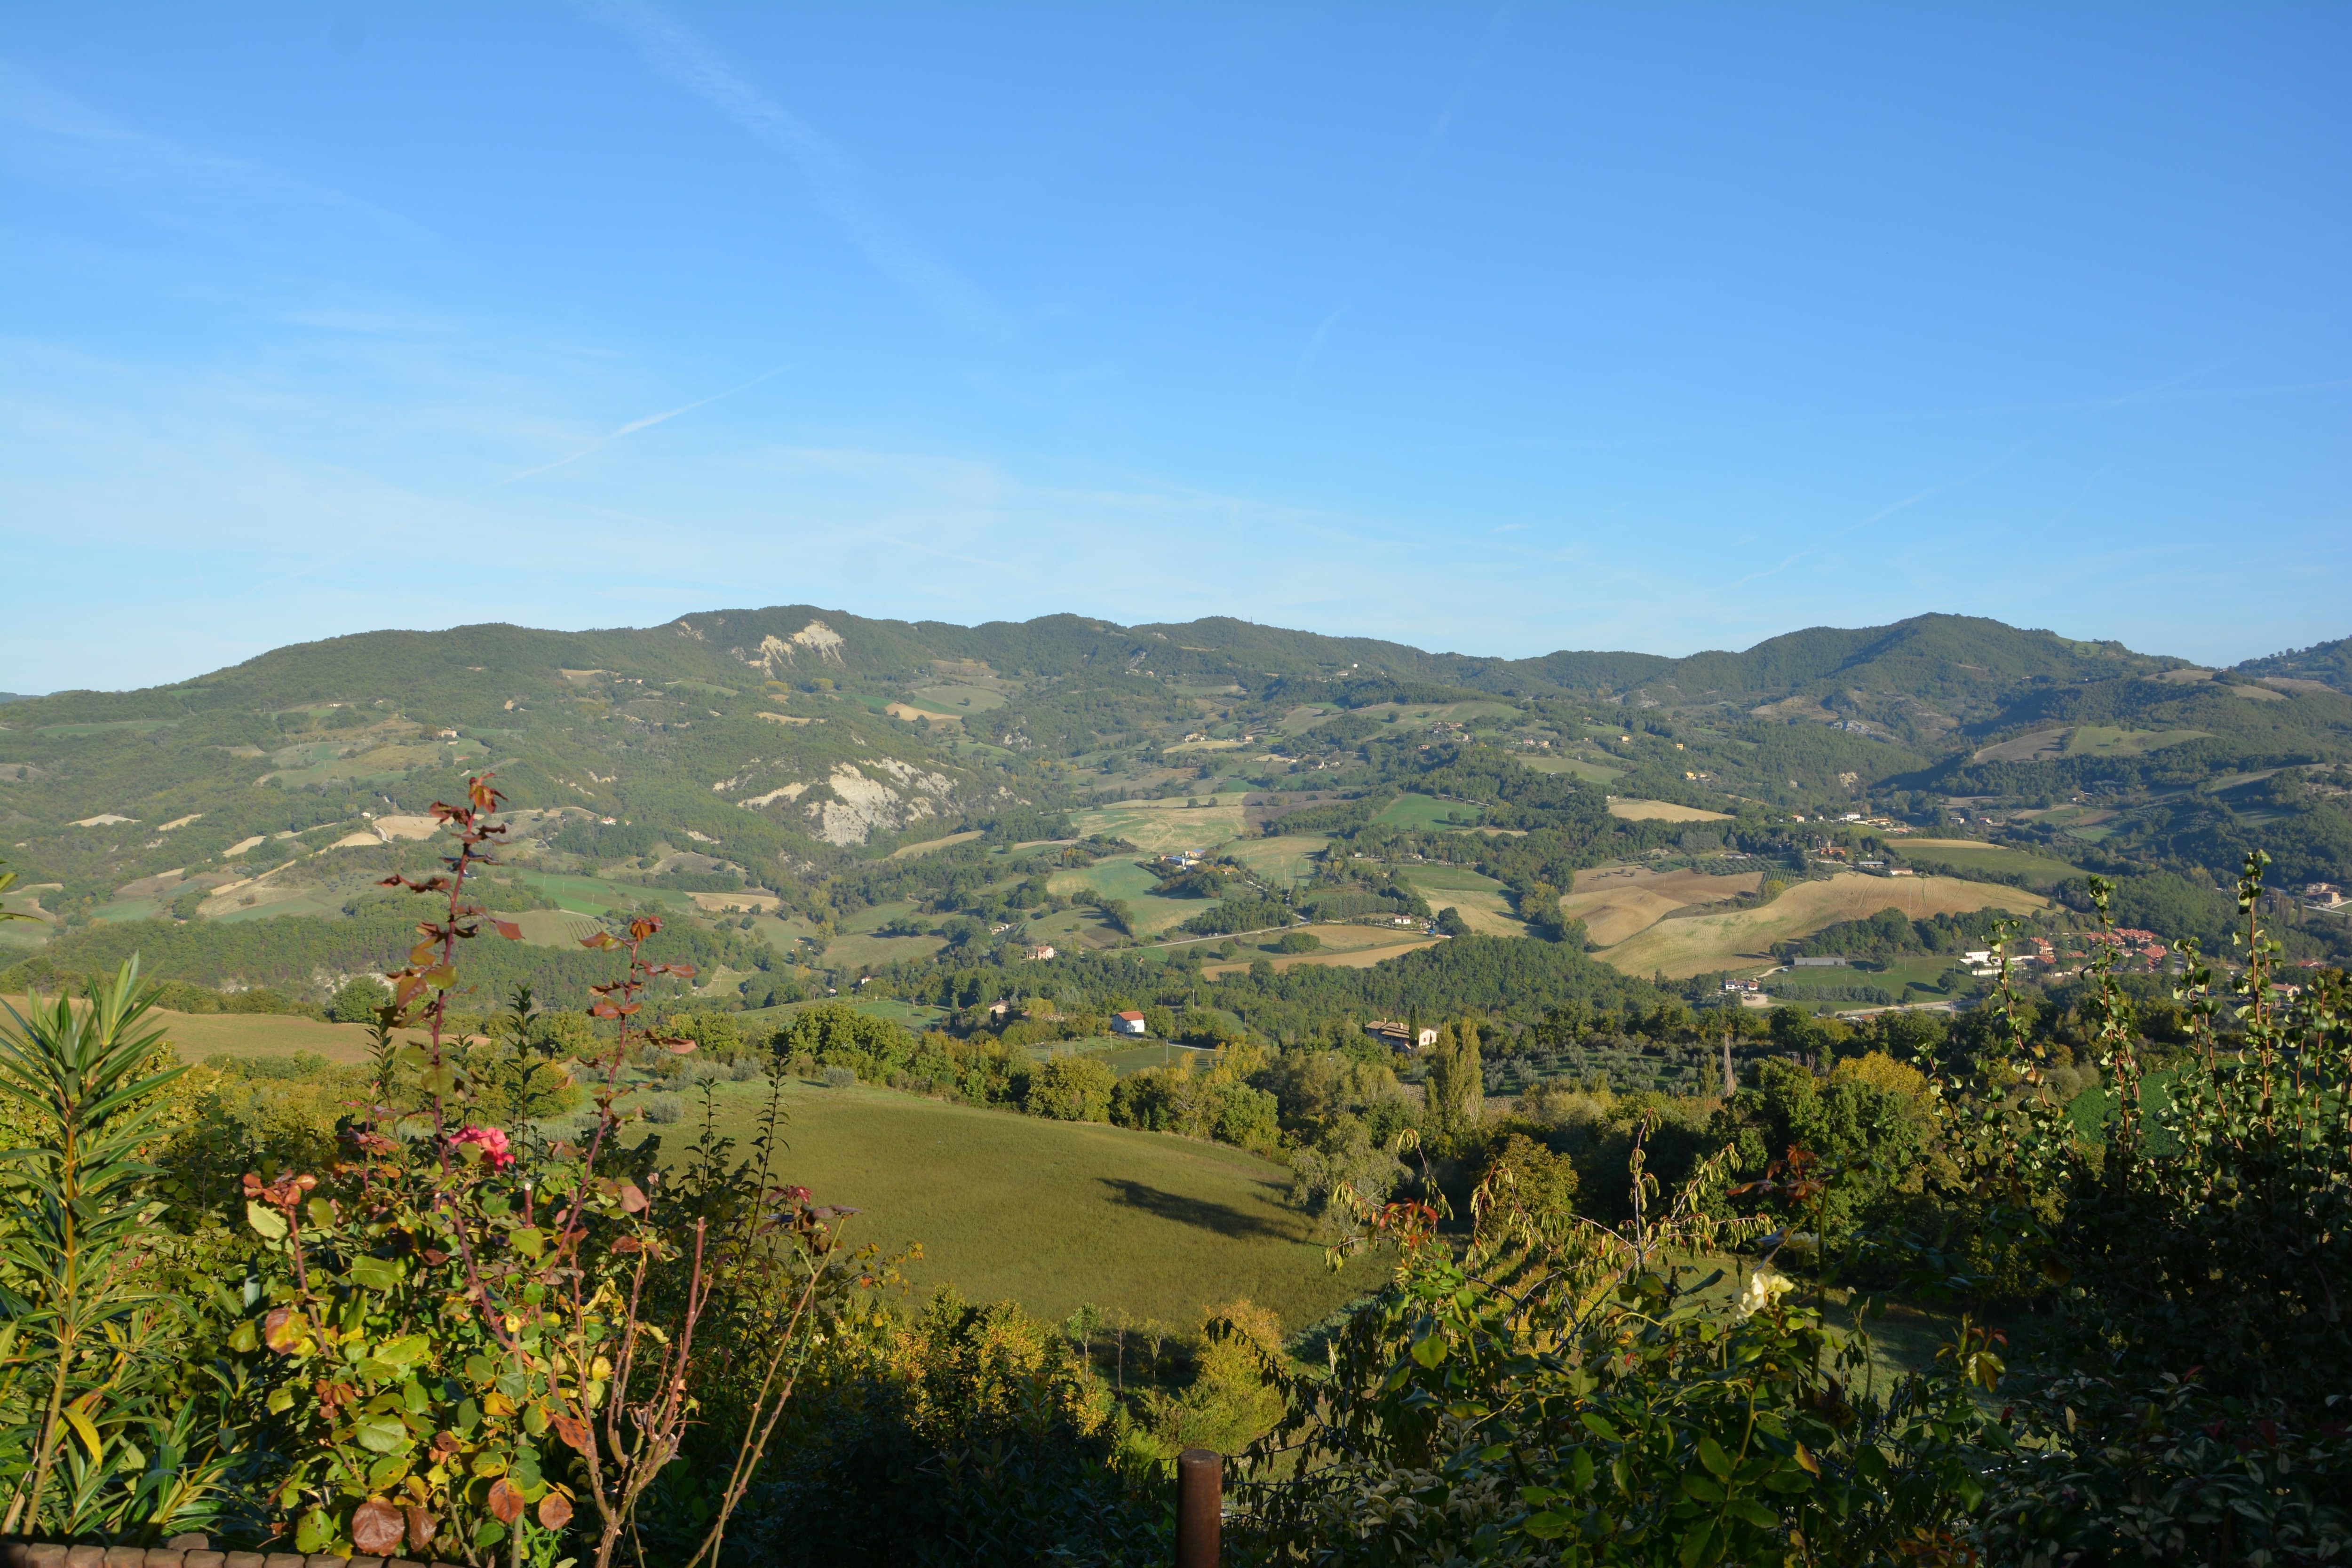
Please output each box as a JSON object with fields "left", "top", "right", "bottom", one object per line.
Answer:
{"left": 1176, "top": 1447, "right": 1221, "bottom": 1568}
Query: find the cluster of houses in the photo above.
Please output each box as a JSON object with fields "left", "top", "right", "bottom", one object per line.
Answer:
{"left": 1719, "top": 979, "right": 1774, "bottom": 1009}
{"left": 1366, "top": 1019, "right": 1442, "bottom": 1050}
{"left": 2309, "top": 882, "right": 2348, "bottom": 912}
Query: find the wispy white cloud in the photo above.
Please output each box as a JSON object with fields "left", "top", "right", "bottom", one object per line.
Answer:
{"left": 586, "top": 3, "right": 1013, "bottom": 339}
{"left": 0, "top": 57, "right": 429, "bottom": 242}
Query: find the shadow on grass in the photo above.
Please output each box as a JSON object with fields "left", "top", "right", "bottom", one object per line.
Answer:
{"left": 1099, "top": 1178, "right": 1295, "bottom": 1240}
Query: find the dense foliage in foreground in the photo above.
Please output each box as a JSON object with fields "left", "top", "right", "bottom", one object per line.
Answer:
{"left": 1, "top": 812, "right": 2348, "bottom": 1562}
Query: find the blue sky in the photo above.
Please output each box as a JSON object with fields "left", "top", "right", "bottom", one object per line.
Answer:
{"left": 3, "top": 4, "right": 2346, "bottom": 692}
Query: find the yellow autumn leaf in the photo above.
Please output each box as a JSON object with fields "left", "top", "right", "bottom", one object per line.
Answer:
{"left": 61, "top": 1395, "right": 103, "bottom": 1465}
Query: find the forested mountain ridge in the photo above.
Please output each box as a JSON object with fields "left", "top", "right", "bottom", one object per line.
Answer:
{"left": 2235, "top": 635, "right": 2352, "bottom": 694}
{"left": 4, "top": 605, "right": 2349, "bottom": 1003}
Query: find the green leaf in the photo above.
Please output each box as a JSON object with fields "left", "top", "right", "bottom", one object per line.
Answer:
{"left": 1522, "top": 1511, "right": 1571, "bottom": 1540}
{"left": 375, "top": 1333, "right": 430, "bottom": 1367}
{"left": 295, "top": 1509, "right": 336, "bottom": 1554}
{"left": 227, "top": 1320, "right": 259, "bottom": 1353}
{"left": 1677, "top": 1520, "right": 1715, "bottom": 1568}
{"left": 345, "top": 1255, "right": 402, "bottom": 1292}
{"left": 1570, "top": 1448, "right": 1595, "bottom": 1493}
{"left": 1580, "top": 1412, "right": 1621, "bottom": 1442}
{"left": 1697, "top": 1432, "right": 1733, "bottom": 1481}
{"left": 355, "top": 1417, "right": 412, "bottom": 1455}
{"left": 1409, "top": 1333, "right": 1446, "bottom": 1369}
{"left": 1680, "top": 1474, "right": 1725, "bottom": 1504}
{"left": 245, "top": 1200, "right": 288, "bottom": 1240}
{"left": 509, "top": 1226, "right": 545, "bottom": 1260}
{"left": 267, "top": 1386, "right": 294, "bottom": 1415}
{"left": 306, "top": 1196, "right": 336, "bottom": 1230}
{"left": 1726, "top": 1499, "right": 1778, "bottom": 1529}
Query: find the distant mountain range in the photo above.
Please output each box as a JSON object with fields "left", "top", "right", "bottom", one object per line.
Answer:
{"left": 1, "top": 607, "right": 2346, "bottom": 947}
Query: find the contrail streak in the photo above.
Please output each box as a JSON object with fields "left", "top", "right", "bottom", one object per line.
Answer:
{"left": 491, "top": 365, "right": 788, "bottom": 489}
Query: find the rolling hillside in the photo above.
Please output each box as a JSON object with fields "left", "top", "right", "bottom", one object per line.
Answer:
{"left": 4, "top": 606, "right": 2349, "bottom": 1011}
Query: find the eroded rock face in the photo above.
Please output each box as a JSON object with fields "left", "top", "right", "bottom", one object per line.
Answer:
{"left": 723, "top": 759, "right": 959, "bottom": 845}
{"left": 737, "top": 621, "right": 848, "bottom": 677}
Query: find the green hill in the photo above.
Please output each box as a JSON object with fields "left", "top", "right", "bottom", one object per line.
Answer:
{"left": 4, "top": 605, "right": 2349, "bottom": 996}
{"left": 2236, "top": 636, "right": 2352, "bottom": 695}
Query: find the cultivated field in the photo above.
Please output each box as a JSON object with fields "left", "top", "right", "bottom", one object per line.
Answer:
{"left": 1070, "top": 799, "right": 1248, "bottom": 854}
{"left": 619, "top": 1076, "right": 1383, "bottom": 1328}
{"left": 1047, "top": 859, "right": 1212, "bottom": 938}
{"left": 888, "top": 830, "right": 983, "bottom": 860}
{"left": 905, "top": 684, "right": 1007, "bottom": 713}
{"left": 1560, "top": 866, "right": 1764, "bottom": 947}
{"left": 1973, "top": 725, "right": 2208, "bottom": 764}
{"left": 1519, "top": 754, "right": 1623, "bottom": 782}
{"left": 1198, "top": 923, "right": 1438, "bottom": 976}
{"left": 506, "top": 870, "right": 695, "bottom": 917}
{"left": 1395, "top": 865, "right": 1526, "bottom": 938}
{"left": 121, "top": 1007, "right": 390, "bottom": 1065}
{"left": 1896, "top": 839, "right": 2085, "bottom": 887}
{"left": 500, "top": 909, "right": 604, "bottom": 947}
{"left": 1606, "top": 798, "right": 1732, "bottom": 823}
{"left": 1223, "top": 833, "right": 1329, "bottom": 884}
{"left": 1597, "top": 873, "right": 2049, "bottom": 979}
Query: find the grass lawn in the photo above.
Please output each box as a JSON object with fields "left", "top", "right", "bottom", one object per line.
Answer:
{"left": 618, "top": 1076, "right": 1385, "bottom": 1329}
{"left": 1601, "top": 874, "right": 2049, "bottom": 980}
{"left": 1374, "top": 795, "right": 1483, "bottom": 830}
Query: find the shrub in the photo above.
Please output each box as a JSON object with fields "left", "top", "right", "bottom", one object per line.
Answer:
{"left": 821, "top": 1065, "right": 857, "bottom": 1089}
{"left": 642, "top": 1091, "right": 685, "bottom": 1121}
{"left": 328, "top": 974, "right": 393, "bottom": 1023}
{"left": 203, "top": 1050, "right": 328, "bottom": 1081}
{"left": 1024, "top": 1054, "right": 1114, "bottom": 1122}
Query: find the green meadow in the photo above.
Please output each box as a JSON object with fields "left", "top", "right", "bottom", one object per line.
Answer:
{"left": 1373, "top": 794, "right": 1483, "bottom": 830}
{"left": 618, "top": 1075, "right": 1383, "bottom": 1329}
